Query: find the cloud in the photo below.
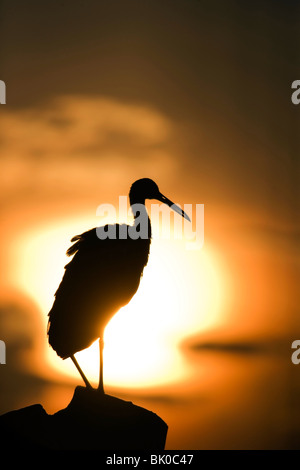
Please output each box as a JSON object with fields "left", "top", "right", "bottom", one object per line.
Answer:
{"left": 186, "top": 341, "right": 266, "bottom": 355}
{"left": 1, "top": 96, "right": 171, "bottom": 159}
{"left": 180, "top": 331, "right": 289, "bottom": 359}
{"left": 0, "top": 95, "right": 179, "bottom": 205}
{"left": 0, "top": 294, "right": 43, "bottom": 362}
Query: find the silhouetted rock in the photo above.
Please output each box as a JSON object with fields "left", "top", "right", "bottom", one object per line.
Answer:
{"left": 0, "top": 387, "right": 168, "bottom": 450}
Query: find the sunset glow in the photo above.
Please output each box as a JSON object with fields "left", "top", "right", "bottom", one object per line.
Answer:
{"left": 0, "top": 1, "right": 298, "bottom": 450}
{"left": 11, "top": 216, "right": 227, "bottom": 388}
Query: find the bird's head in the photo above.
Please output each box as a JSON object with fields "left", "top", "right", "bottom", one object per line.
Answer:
{"left": 130, "top": 178, "right": 190, "bottom": 221}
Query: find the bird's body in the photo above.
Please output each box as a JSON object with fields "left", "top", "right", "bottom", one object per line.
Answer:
{"left": 47, "top": 178, "right": 189, "bottom": 392}
{"left": 48, "top": 224, "right": 151, "bottom": 359}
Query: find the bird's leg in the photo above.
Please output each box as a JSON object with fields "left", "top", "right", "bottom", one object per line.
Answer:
{"left": 71, "top": 354, "right": 92, "bottom": 389}
{"left": 98, "top": 337, "right": 105, "bottom": 393}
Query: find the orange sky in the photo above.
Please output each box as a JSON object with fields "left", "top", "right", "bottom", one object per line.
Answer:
{"left": 0, "top": 0, "right": 299, "bottom": 449}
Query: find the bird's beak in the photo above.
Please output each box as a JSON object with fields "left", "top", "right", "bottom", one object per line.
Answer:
{"left": 157, "top": 192, "right": 191, "bottom": 221}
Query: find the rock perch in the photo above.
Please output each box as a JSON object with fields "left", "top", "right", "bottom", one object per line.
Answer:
{"left": 0, "top": 386, "right": 168, "bottom": 450}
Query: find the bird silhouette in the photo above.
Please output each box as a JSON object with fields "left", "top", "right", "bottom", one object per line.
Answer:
{"left": 47, "top": 178, "right": 190, "bottom": 393}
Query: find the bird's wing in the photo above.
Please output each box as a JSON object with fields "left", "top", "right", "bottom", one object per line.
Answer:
{"left": 65, "top": 228, "right": 99, "bottom": 258}
{"left": 48, "top": 225, "right": 151, "bottom": 357}
{"left": 65, "top": 225, "right": 150, "bottom": 272}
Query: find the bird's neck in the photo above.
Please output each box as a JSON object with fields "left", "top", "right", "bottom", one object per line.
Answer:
{"left": 129, "top": 195, "right": 151, "bottom": 239}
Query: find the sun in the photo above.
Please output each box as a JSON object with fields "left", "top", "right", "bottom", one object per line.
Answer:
{"left": 11, "top": 217, "right": 227, "bottom": 389}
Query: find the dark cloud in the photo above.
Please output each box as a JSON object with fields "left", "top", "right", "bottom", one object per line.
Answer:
{"left": 0, "top": 299, "right": 39, "bottom": 357}
{"left": 181, "top": 332, "right": 290, "bottom": 358}
{"left": 186, "top": 341, "right": 266, "bottom": 355}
